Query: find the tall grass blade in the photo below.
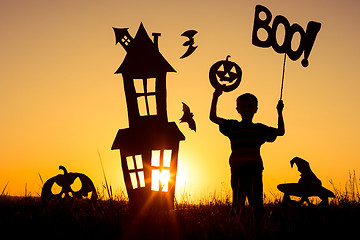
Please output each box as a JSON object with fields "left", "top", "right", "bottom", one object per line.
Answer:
{"left": 38, "top": 172, "right": 44, "bottom": 186}
{"left": 98, "top": 150, "right": 112, "bottom": 200}
{"left": 1, "top": 181, "right": 9, "bottom": 196}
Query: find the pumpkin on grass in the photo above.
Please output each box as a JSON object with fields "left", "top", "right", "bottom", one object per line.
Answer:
{"left": 41, "top": 166, "right": 97, "bottom": 201}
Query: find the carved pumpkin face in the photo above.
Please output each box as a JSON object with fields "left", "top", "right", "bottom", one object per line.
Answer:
{"left": 41, "top": 166, "right": 97, "bottom": 201}
{"left": 209, "top": 56, "right": 242, "bottom": 92}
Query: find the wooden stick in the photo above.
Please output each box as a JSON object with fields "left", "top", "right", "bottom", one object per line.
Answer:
{"left": 280, "top": 53, "right": 287, "bottom": 100}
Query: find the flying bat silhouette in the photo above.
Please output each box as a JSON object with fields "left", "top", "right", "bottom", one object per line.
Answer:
{"left": 180, "top": 30, "right": 198, "bottom": 59}
{"left": 180, "top": 102, "right": 196, "bottom": 131}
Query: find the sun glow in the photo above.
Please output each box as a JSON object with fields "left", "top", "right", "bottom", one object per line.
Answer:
{"left": 160, "top": 170, "right": 170, "bottom": 191}
{"left": 151, "top": 169, "right": 170, "bottom": 192}
{"left": 175, "top": 163, "right": 188, "bottom": 192}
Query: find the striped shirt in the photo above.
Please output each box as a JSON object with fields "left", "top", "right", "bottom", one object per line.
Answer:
{"left": 219, "top": 120, "right": 277, "bottom": 170}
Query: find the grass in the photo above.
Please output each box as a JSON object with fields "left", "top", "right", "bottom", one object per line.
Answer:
{"left": 1, "top": 174, "right": 360, "bottom": 240}
{"left": 1, "top": 194, "right": 360, "bottom": 240}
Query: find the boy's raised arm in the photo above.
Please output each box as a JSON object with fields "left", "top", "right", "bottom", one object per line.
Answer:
{"left": 276, "top": 100, "right": 285, "bottom": 136}
{"left": 210, "top": 89, "right": 225, "bottom": 125}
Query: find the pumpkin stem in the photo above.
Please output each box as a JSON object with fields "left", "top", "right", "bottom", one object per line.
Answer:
{"left": 226, "top": 55, "right": 231, "bottom": 61}
{"left": 59, "top": 166, "right": 68, "bottom": 175}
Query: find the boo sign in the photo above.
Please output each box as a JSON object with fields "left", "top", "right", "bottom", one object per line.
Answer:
{"left": 252, "top": 5, "right": 321, "bottom": 67}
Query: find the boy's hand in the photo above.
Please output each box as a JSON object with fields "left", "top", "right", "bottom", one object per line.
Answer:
{"left": 210, "top": 88, "right": 224, "bottom": 125}
{"left": 277, "top": 100, "right": 284, "bottom": 114}
{"left": 213, "top": 88, "right": 223, "bottom": 98}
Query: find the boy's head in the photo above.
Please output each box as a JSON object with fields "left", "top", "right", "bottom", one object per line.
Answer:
{"left": 236, "top": 93, "right": 258, "bottom": 121}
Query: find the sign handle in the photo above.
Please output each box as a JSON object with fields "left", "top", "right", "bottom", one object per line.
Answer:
{"left": 280, "top": 53, "right": 287, "bottom": 100}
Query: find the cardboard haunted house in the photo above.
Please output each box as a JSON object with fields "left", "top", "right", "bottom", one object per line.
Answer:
{"left": 111, "top": 23, "right": 185, "bottom": 211}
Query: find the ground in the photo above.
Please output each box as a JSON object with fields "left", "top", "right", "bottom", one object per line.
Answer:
{"left": 0, "top": 195, "right": 359, "bottom": 240}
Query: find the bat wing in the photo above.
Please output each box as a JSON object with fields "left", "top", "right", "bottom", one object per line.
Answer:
{"left": 180, "top": 103, "right": 196, "bottom": 132}
{"left": 183, "top": 39, "right": 194, "bottom": 46}
{"left": 180, "top": 45, "right": 198, "bottom": 59}
{"left": 180, "top": 30, "right": 198, "bottom": 59}
{"left": 187, "top": 118, "right": 196, "bottom": 132}
{"left": 181, "top": 30, "right": 198, "bottom": 38}
{"left": 180, "top": 103, "right": 191, "bottom": 121}
{"left": 182, "top": 102, "right": 190, "bottom": 113}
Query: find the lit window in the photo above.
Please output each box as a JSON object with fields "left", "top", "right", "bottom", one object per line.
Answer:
{"left": 163, "top": 150, "right": 172, "bottom": 167}
{"left": 134, "top": 79, "right": 144, "bottom": 93}
{"left": 151, "top": 150, "right": 161, "bottom": 167}
{"left": 138, "top": 171, "right": 145, "bottom": 187}
{"left": 151, "top": 149, "right": 172, "bottom": 192}
{"left": 130, "top": 172, "right": 138, "bottom": 189}
{"left": 148, "top": 95, "right": 157, "bottom": 115}
{"left": 126, "top": 156, "right": 135, "bottom": 170}
{"left": 135, "top": 155, "right": 143, "bottom": 169}
{"left": 137, "top": 96, "right": 147, "bottom": 116}
{"left": 121, "top": 35, "right": 131, "bottom": 46}
{"left": 151, "top": 169, "right": 160, "bottom": 191}
{"left": 160, "top": 170, "right": 170, "bottom": 192}
{"left": 147, "top": 78, "right": 156, "bottom": 92}
{"left": 126, "top": 154, "right": 145, "bottom": 189}
{"left": 133, "top": 78, "right": 157, "bottom": 116}
{"left": 152, "top": 169, "right": 170, "bottom": 192}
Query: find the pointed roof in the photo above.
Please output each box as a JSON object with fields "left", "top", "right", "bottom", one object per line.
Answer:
{"left": 115, "top": 23, "right": 175, "bottom": 76}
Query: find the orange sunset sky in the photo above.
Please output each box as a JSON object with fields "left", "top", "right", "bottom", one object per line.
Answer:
{"left": 1, "top": 0, "right": 360, "bottom": 201}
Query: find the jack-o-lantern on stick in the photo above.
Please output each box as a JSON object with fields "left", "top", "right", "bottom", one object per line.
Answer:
{"left": 209, "top": 55, "right": 242, "bottom": 92}
{"left": 41, "top": 166, "right": 98, "bottom": 201}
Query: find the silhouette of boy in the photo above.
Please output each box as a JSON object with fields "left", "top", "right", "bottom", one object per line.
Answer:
{"left": 210, "top": 88, "right": 285, "bottom": 217}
